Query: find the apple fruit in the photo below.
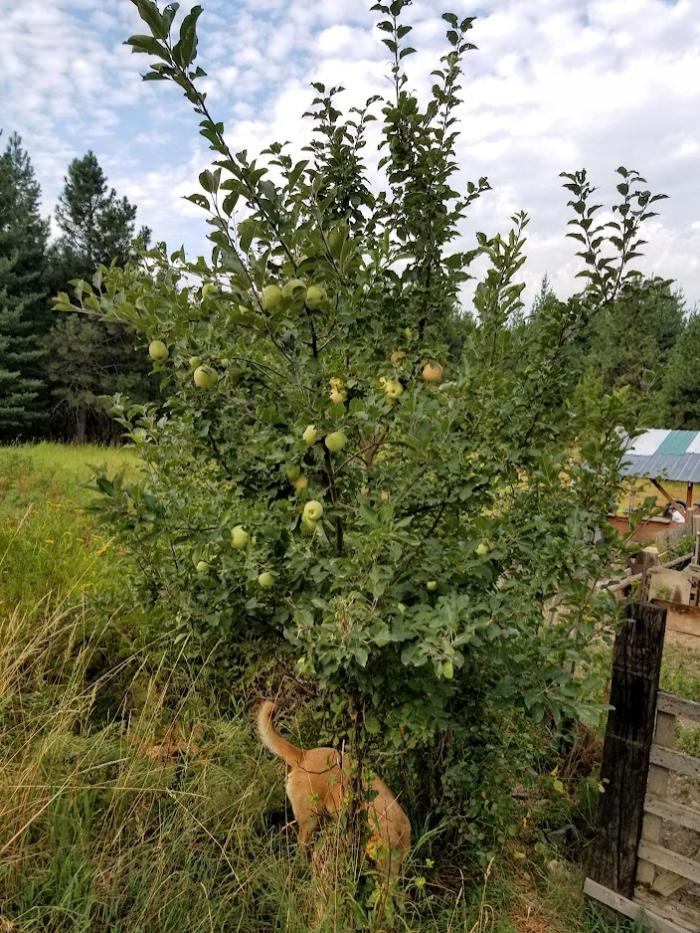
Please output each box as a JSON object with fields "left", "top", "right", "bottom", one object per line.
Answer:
{"left": 301, "top": 515, "right": 318, "bottom": 534}
{"left": 303, "top": 500, "right": 323, "bottom": 523}
{"left": 475, "top": 542, "right": 490, "bottom": 556}
{"left": 282, "top": 278, "right": 307, "bottom": 310}
{"left": 305, "top": 284, "right": 327, "bottom": 310}
{"left": 258, "top": 571, "right": 275, "bottom": 589}
{"left": 426, "top": 580, "right": 438, "bottom": 591}
{"left": 195, "top": 560, "right": 209, "bottom": 574}
{"left": 391, "top": 350, "right": 407, "bottom": 365}
{"left": 148, "top": 340, "right": 169, "bottom": 362}
{"left": 302, "top": 424, "right": 318, "bottom": 445}
{"left": 231, "top": 525, "right": 249, "bottom": 549}
{"left": 261, "top": 284, "right": 283, "bottom": 313}
{"left": 193, "top": 365, "right": 218, "bottom": 388}
{"left": 383, "top": 379, "right": 403, "bottom": 400}
{"left": 202, "top": 283, "right": 218, "bottom": 298}
{"left": 285, "top": 464, "right": 301, "bottom": 482}
{"left": 421, "top": 362, "right": 444, "bottom": 383}
{"left": 441, "top": 660, "right": 454, "bottom": 680}
{"left": 325, "top": 430, "right": 347, "bottom": 453}
{"left": 188, "top": 356, "right": 201, "bottom": 370}
{"left": 293, "top": 475, "right": 309, "bottom": 492}
{"left": 329, "top": 388, "right": 347, "bottom": 405}
{"left": 329, "top": 377, "right": 343, "bottom": 388}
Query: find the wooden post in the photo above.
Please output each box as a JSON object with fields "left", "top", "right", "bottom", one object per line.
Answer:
{"left": 686, "top": 482, "right": 694, "bottom": 516}
{"left": 589, "top": 601, "right": 667, "bottom": 898}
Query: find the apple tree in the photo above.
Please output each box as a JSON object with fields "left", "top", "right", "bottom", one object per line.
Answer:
{"left": 60, "top": 0, "right": 667, "bottom": 851}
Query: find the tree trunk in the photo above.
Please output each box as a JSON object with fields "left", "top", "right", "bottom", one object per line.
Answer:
{"left": 75, "top": 407, "right": 87, "bottom": 444}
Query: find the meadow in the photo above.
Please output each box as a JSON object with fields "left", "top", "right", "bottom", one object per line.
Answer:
{"left": 1, "top": 444, "right": 697, "bottom": 931}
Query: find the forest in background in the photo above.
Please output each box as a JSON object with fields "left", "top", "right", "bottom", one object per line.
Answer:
{"left": 1, "top": 129, "right": 698, "bottom": 445}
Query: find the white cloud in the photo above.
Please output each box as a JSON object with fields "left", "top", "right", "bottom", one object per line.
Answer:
{"left": 0, "top": 0, "right": 698, "bottom": 310}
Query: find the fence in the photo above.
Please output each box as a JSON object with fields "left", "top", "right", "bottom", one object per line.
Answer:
{"left": 585, "top": 601, "right": 700, "bottom": 932}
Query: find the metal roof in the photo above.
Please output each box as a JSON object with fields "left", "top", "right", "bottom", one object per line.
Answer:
{"left": 621, "top": 429, "right": 700, "bottom": 483}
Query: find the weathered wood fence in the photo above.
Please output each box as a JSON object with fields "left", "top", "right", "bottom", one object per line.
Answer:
{"left": 585, "top": 599, "right": 700, "bottom": 932}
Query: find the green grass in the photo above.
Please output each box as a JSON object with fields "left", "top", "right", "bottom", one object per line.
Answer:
{"left": 0, "top": 443, "right": 635, "bottom": 932}
{"left": 0, "top": 443, "right": 139, "bottom": 611}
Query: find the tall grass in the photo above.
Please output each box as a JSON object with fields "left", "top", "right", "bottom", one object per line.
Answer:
{"left": 0, "top": 445, "right": 630, "bottom": 931}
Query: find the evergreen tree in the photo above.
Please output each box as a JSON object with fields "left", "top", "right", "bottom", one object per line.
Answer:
{"left": 47, "top": 152, "right": 153, "bottom": 441}
{"left": 584, "top": 278, "right": 683, "bottom": 407}
{"left": 658, "top": 312, "right": 700, "bottom": 429}
{"left": 0, "top": 132, "right": 49, "bottom": 437}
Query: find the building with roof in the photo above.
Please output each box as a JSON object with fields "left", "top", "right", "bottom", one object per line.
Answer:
{"left": 611, "top": 428, "right": 700, "bottom": 544}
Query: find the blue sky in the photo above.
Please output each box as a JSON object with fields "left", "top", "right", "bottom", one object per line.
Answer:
{"left": 1, "top": 0, "right": 699, "bottom": 307}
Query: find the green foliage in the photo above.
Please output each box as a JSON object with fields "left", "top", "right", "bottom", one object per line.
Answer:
{"left": 657, "top": 311, "right": 700, "bottom": 429}
{"left": 0, "top": 447, "right": 639, "bottom": 931}
{"left": 52, "top": 0, "right": 666, "bottom": 870}
{"left": 47, "top": 152, "right": 155, "bottom": 441}
{"left": 0, "top": 132, "right": 49, "bottom": 436}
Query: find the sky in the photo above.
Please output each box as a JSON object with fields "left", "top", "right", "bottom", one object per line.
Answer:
{"left": 1, "top": 0, "right": 699, "bottom": 309}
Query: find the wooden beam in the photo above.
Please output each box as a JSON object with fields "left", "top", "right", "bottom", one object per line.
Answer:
{"left": 583, "top": 878, "right": 689, "bottom": 933}
{"left": 637, "top": 841, "right": 700, "bottom": 886}
{"left": 644, "top": 795, "right": 700, "bottom": 833}
{"left": 589, "top": 602, "right": 667, "bottom": 898}
{"left": 657, "top": 690, "right": 700, "bottom": 723}
{"left": 649, "top": 745, "right": 700, "bottom": 780}
{"left": 651, "top": 477, "right": 684, "bottom": 514}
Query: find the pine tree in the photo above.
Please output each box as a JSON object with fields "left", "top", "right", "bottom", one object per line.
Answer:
{"left": 0, "top": 132, "right": 49, "bottom": 437}
{"left": 51, "top": 152, "right": 147, "bottom": 279}
{"left": 47, "top": 152, "right": 153, "bottom": 441}
{"left": 658, "top": 312, "right": 700, "bottom": 429}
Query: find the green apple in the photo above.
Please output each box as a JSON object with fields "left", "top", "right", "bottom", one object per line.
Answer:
{"left": 302, "top": 424, "right": 318, "bottom": 445}
{"left": 188, "top": 355, "right": 201, "bottom": 370}
{"left": 475, "top": 542, "right": 489, "bottom": 556}
{"left": 384, "top": 379, "right": 403, "bottom": 400}
{"left": 325, "top": 430, "right": 347, "bottom": 453}
{"left": 293, "top": 475, "right": 309, "bottom": 492}
{"left": 285, "top": 464, "right": 301, "bottom": 482}
{"left": 202, "top": 283, "right": 218, "bottom": 298}
{"left": 303, "top": 500, "right": 323, "bottom": 522}
{"left": 261, "top": 284, "right": 283, "bottom": 313}
{"left": 301, "top": 515, "right": 318, "bottom": 534}
{"left": 441, "top": 660, "right": 454, "bottom": 680}
{"left": 231, "top": 525, "right": 249, "bottom": 549}
{"left": 282, "top": 278, "right": 307, "bottom": 310}
{"left": 193, "top": 365, "right": 218, "bottom": 389}
{"left": 305, "top": 284, "right": 327, "bottom": 311}
{"left": 148, "top": 340, "right": 169, "bottom": 362}
{"left": 258, "top": 571, "right": 275, "bottom": 589}
{"left": 195, "top": 560, "right": 209, "bottom": 574}
{"left": 426, "top": 580, "right": 438, "bottom": 591}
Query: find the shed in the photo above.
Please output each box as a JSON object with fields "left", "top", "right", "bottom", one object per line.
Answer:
{"left": 621, "top": 428, "right": 700, "bottom": 514}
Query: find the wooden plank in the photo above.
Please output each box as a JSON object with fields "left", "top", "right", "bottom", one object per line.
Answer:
{"left": 658, "top": 691, "right": 700, "bottom": 724}
{"left": 649, "top": 745, "right": 700, "bottom": 779}
{"left": 637, "top": 842, "right": 700, "bottom": 886}
{"left": 651, "top": 867, "right": 688, "bottom": 898}
{"left": 589, "top": 602, "right": 667, "bottom": 897}
{"left": 656, "top": 710, "right": 678, "bottom": 748}
{"left": 645, "top": 795, "right": 700, "bottom": 833}
{"left": 602, "top": 553, "right": 692, "bottom": 594}
{"left": 636, "top": 887, "right": 700, "bottom": 932}
{"left": 584, "top": 878, "right": 691, "bottom": 933}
